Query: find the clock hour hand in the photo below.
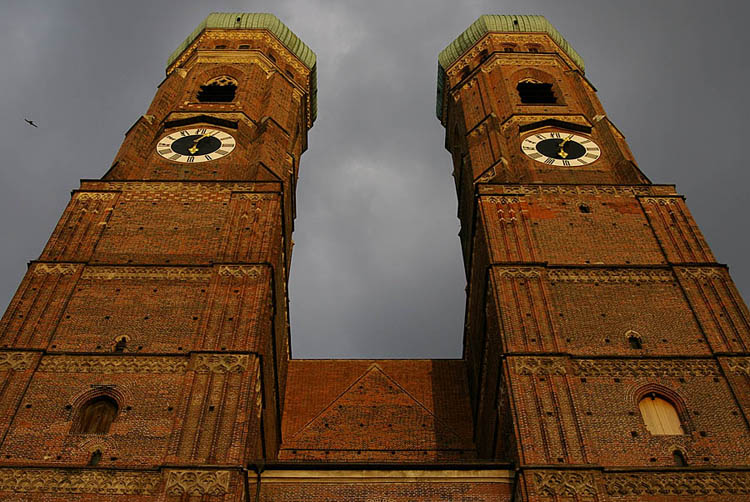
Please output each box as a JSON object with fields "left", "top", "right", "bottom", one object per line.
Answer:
{"left": 187, "top": 133, "right": 211, "bottom": 154}
{"left": 557, "top": 135, "right": 573, "bottom": 158}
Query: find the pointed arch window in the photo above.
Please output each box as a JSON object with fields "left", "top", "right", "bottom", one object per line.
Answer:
{"left": 74, "top": 396, "right": 118, "bottom": 434}
{"left": 517, "top": 78, "right": 556, "bottom": 104}
{"left": 197, "top": 76, "right": 238, "bottom": 103}
{"left": 638, "top": 394, "right": 684, "bottom": 435}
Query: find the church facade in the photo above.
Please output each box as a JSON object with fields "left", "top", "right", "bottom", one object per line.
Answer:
{"left": 0, "top": 12, "right": 749, "bottom": 501}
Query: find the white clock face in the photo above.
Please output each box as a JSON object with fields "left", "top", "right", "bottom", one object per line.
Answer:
{"left": 521, "top": 131, "right": 601, "bottom": 166}
{"left": 156, "top": 127, "right": 236, "bottom": 163}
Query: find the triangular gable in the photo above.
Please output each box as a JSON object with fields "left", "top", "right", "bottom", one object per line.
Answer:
{"left": 285, "top": 364, "right": 467, "bottom": 451}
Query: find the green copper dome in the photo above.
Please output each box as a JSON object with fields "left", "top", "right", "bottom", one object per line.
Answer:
{"left": 167, "top": 13, "right": 317, "bottom": 123}
{"left": 436, "top": 15, "right": 585, "bottom": 121}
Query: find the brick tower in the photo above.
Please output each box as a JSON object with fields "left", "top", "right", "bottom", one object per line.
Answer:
{"left": 0, "top": 11, "right": 749, "bottom": 502}
{"left": 436, "top": 14, "right": 750, "bottom": 501}
{"left": 0, "top": 13, "right": 316, "bottom": 500}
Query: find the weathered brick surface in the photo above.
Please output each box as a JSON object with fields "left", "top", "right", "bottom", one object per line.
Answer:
{"left": 279, "top": 360, "right": 475, "bottom": 462}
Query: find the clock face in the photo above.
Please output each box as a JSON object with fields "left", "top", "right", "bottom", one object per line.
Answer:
{"left": 156, "top": 127, "right": 235, "bottom": 163}
{"left": 521, "top": 131, "right": 601, "bottom": 166}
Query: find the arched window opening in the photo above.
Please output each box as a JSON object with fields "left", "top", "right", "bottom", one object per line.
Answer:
{"left": 214, "top": 44, "right": 227, "bottom": 49}
{"left": 503, "top": 45, "right": 515, "bottom": 53}
{"left": 579, "top": 204, "right": 591, "bottom": 214}
{"left": 88, "top": 449, "right": 102, "bottom": 466}
{"left": 114, "top": 337, "right": 127, "bottom": 352}
{"left": 517, "top": 78, "right": 557, "bottom": 104}
{"left": 197, "top": 76, "right": 238, "bottom": 103}
{"left": 74, "top": 396, "right": 118, "bottom": 434}
{"left": 461, "top": 67, "right": 471, "bottom": 80}
{"left": 238, "top": 44, "right": 250, "bottom": 49}
{"left": 479, "top": 49, "right": 489, "bottom": 62}
{"left": 528, "top": 46, "right": 540, "bottom": 53}
{"left": 626, "top": 329, "right": 643, "bottom": 349}
{"left": 638, "top": 394, "right": 684, "bottom": 435}
{"left": 673, "top": 449, "right": 688, "bottom": 466}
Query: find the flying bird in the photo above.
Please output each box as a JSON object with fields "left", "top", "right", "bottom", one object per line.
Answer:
{"left": 24, "top": 119, "right": 38, "bottom": 128}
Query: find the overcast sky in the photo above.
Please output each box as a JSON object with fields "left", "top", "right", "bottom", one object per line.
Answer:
{"left": 1, "top": 0, "right": 748, "bottom": 358}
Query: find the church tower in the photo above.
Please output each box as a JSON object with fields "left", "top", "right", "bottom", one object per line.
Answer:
{"left": 437, "top": 14, "right": 750, "bottom": 500}
{"left": 0, "top": 13, "right": 315, "bottom": 500}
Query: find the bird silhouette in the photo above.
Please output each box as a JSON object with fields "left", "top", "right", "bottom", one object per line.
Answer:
{"left": 24, "top": 119, "right": 38, "bottom": 128}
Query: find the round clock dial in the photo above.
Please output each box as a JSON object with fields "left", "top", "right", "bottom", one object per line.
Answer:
{"left": 156, "top": 127, "right": 235, "bottom": 163}
{"left": 521, "top": 131, "right": 601, "bottom": 166}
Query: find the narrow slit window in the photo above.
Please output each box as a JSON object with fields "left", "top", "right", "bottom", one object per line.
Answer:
{"left": 638, "top": 395, "right": 684, "bottom": 435}
{"left": 629, "top": 335, "right": 643, "bottom": 349}
{"left": 517, "top": 79, "right": 557, "bottom": 104}
{"left": 197, "top": 76, "right": 238, "bottom": 103}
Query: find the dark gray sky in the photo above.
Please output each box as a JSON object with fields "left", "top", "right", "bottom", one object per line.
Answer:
{"left": 1, "top": 1, "right": 748, "bottom": 358}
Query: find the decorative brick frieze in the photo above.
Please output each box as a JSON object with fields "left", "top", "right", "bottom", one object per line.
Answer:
{"left": 572, "top": 358, "right": 720, "bottom": 377}
{"left": 38, "top": 355, "right": 188, "bottom": 373}
{"left": 0, "top": 468, "right": 160, "bottom": 494}
{"left": 547, "top": 268, "right": 674, "bottom": 283}
{"left": 493, "top": 267, "right": 542, "bottom": 279}
{"left": 217, "top": 264, "right": 264, "bottom": 278}
{"left": 514, "top": 357, "right": 567, "bottom": 375}
{"left": 73, "top": 191, "right": 118, "bottom": 201}
{"left": 481, "top": 184, "right": 654, "bottom": 196}
{"left": 165, "top": 469, "right": 231, "bottom": 496}
{"left": 727, "top": 357, "right": 750, "bottom": 376}
{"left": 191, "top": 353, "right": 250, "bottom": 373}
{"left": 604, "top": 471, "right": 750, "bottom": 497}
{"left": 81, "top": 266, "right": 212, "bottom": 281}
{"left": 532, "top": 470, "right": 597, "bottom": 498}
{"left": 0, "top": 352, "right": 36, "bottom": 371}
{"left": 31, "top": 263, "right": 80, "bottom": 275}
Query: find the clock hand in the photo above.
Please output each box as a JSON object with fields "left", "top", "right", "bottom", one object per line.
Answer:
{"left": 557, "top": 135, "right": 573, "bottom": 158}
{"left": 187, "top": 133, "right": 212, "bottom": 154}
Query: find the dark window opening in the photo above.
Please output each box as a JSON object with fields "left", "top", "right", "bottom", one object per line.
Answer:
{"left": 479, "top": 49, "right": 489, "bottom": 62}
{"left": 629, "top": 335, "right": 643, "bottom": 349}
{"left": 197, "top": 76, "right": 238, "bottom": 102}
{"left": 528, "top": 45, "right": 540, "bottom": 53}
{"left": 579, "top": 204, "right": 590, "bottom": 214}
{"left": 268, "top": 53, "right": 276, "bottom": 63}
{"left": 74, "top": 396, "right": 118, "bottom": 434}
{"left": 673, "top": 450, "right": 687, "bottom": 466}
{"left": 88, "top": 449, "right": 102, "bottom": 466}
{"left": 285, "top": 69, "right": 295, "bottom": 79}
{"left": 503, "top": 46, "right": 515, "bottom": 53}
{"left": 517, "top": 81, "right": 557, "bottom": 104}
{"left": 114, "top": 337, "right": 127, "bottom": 352}
{"left": 239, "top": 44, "right": 250, "bottom": 49}
{"left": 214, "top": 44, "right": 227, "bottom": 49}
{"left": 461, "top": 67, "right": 471, "bottom": 80}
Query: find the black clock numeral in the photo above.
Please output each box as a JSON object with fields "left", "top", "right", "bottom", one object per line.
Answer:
{"left": 196, "top": 128, "right": 207, "bottom": 134}
{"left": 179, "top": 130, "right": 190, "bottom": 137}
{"left": 187, "top": 156, "right": 195, "bottom": 163}
{"left": 562, "top": 159, "right": 570, "bottom": 166}
{"left": 158, "top": 149, "right": 172, "bottom": 155}
{"left": 580, "top": 139, "right": 592, "bottom": 144}
{"left": 544, "top": 157, "right": 555, "bottom": 165}
{"left": 535, "top": 134, "right": 545, "bottom": 140}
{"left": 169, "top": 153, "right": 181, "bottom": 161}
{"left": 204, "top": 154, "right": 212, "bottom": 161}
{"left": 550, "top": 131, "right": 561, "bottom": 138}
{"left": 158, "top": 142, "right": 170, "bottom": 147}
{"left": 523, "top": 146, "right": 535, "bottom": 151}
{"left": 167, "top": 136, "right": 175, "bottom": 141}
